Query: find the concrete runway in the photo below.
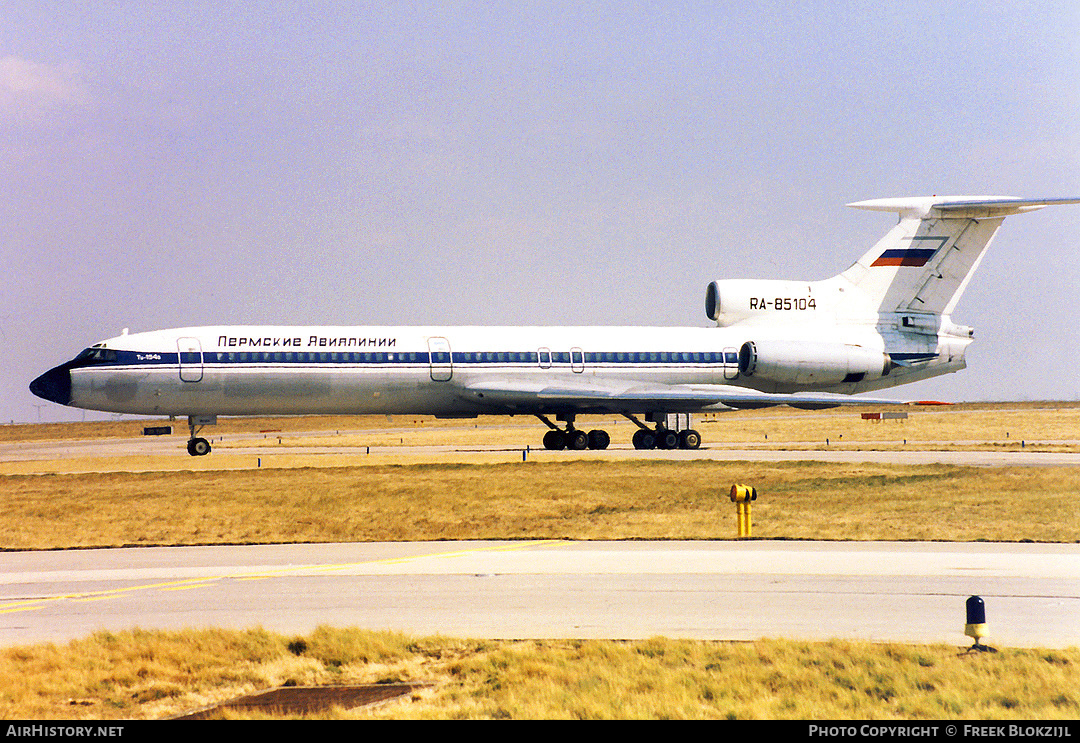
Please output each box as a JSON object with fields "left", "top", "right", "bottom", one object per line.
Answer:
{"left": 2, "top": 540, "right": 1078, "bottom": 649}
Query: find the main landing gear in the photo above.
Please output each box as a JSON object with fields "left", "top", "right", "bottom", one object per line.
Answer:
{"left": 538, "top": 414, "right": 610, "bottom": 450}
{"left": 625, "top": 413, "right": 702, "bottom": 450}
{"left": 185, "top": 414, "right": 217, "bottom": 456}
{"left": 536, "top": 413, "right": 702, "bottom": 451}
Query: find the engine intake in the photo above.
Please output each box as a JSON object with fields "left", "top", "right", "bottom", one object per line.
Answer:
{"left": 738, "top": 340, "right": 891, "bottom": 386}
{"left": 705, "top": 279, "right": 821, "bottom": 327}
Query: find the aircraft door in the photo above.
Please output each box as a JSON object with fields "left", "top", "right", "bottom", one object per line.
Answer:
{"left": 178, "top": 337, "right": 204, "bottom": 383}
{"left": 723, "top": 347, "right": 739, "bottom": 380}
{"left": 570, "top": 347, "right": 585, "bottom": 373}
{"left": 427, "top": 337, "right": 453, "bottom": 381}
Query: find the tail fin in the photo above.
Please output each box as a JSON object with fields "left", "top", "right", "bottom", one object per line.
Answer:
{"left": 839, "top": 196, "right": 1079, "bottom": 316}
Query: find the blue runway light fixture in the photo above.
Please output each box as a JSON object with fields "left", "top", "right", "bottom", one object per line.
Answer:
{"left": 964, "top": 595, "right": 995, "bottom": 652}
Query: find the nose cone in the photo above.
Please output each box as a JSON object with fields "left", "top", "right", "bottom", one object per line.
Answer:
{"left": 30, "top": 364, "right": 72, "bottom": 406}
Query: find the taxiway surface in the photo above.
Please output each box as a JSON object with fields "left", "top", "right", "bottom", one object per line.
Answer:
{"left": 3, "top": 434, "right": 1080, "bottom": 474}
{"left": 2, "top": 540, "right": 1077, "bottom": 648}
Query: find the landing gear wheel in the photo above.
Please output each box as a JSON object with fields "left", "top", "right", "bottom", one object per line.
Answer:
{"left": 566, "top": 429, "right": 589, "bottom": 450}
{"left": 656, "top": 429, "right": 680, "bottom": 450}
{"left": 187, "top": 437, "right": 211, "bottom": 456}
{"left": 587, "top": 430, "right": 610, "bottom": 450}
{"left": 679, "top": 429, "right": 702, "bottom": 450}
{"left": 632, "top": 429, "right": 657, "bottom": 450}
{"left": 543, "top": 430, "right": 566, "bottom": 450}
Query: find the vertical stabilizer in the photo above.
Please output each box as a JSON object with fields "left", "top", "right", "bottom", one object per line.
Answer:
{"left": 839, "top": 196, "right": 1079, "bottom": 316}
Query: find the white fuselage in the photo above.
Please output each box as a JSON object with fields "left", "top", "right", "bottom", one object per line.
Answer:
{"left": 60, "top": 321, "right": 958, "bottom": 418}
{"left": 31, "top": 195, "right": 1075, "bottom": 454}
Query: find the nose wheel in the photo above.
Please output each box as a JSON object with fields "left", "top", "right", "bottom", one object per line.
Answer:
{"left": 187, "top": 437, "right": 212, "bottom": 456}
{"left": 185, "top": 415, "right": 217, "bottom": 456}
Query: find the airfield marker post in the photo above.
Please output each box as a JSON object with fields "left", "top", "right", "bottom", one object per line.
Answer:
{"left": 729, "top": 484, "right": 757, "bottom": 538}
{"left": 965, "top": 595, "right": 995, "bottom": 652}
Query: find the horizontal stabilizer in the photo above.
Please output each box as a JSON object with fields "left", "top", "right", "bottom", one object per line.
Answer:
{"left": 848, "top": 196, "right": 1080, "bottom": 219}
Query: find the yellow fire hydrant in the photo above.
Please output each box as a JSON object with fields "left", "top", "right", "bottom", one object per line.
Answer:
{"left": 729, "top": 484, "right": 757, "bottom": 538}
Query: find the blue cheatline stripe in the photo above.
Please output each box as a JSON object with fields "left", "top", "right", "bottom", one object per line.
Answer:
{"left": 71, "top": 348, "right": 745, "bottom": 369}
{"left": 72, "top": 348, "right": 943, "bottom": 370}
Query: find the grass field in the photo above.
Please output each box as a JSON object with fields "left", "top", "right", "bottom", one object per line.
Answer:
{"left": 1, "top": 628, "right": 1077, "bottom": 720}
{"left": 1, "top": 459, "right": 1078, "bottom": 549}
{"left": 1, "top": 405, "right": 1077, "bottom": 719}
{"left": 220, "top": 402, "right": 1080, "bottom": 453}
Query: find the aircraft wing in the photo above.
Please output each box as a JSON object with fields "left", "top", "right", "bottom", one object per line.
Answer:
{"left": 460, "top": 379, "right": 906, "bottom": 414}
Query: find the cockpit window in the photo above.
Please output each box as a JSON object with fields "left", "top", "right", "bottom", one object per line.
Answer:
{"left": 75, "top": 347, "right": 118, "bottom": 363}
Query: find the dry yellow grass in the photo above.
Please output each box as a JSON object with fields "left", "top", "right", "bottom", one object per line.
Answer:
{"left": 1, "top": 628, "right": 1076, "bottom": 720}
{"left": 1, "top": 403, "right": 1078, "bottom": 549}
{"left": 178, "top": 402, "right": 1080, "bottom": 453}
{"left": 1, "top": 460, "right": 1078, "bottom": 549}
{"left": 699, "top": 402, "right": 1080, "bottom": 448}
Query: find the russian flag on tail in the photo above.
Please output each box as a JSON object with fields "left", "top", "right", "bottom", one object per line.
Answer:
{"left": 871, "top": 248, "right": 938, "bottom": 267}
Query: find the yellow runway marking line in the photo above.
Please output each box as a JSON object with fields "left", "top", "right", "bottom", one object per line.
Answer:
{"left": 228, "top": 540, "right": 565, "bottom": 580}
{"left": 0, "top": 577, "right": 229, "bottom": 610}
{"left": 0, "top": 602, "right": 47, "bottom": 614}
{"left": 0, "top": 542, "right": 565, "bottom": 612}
{"left": 159, "top": 582, "right": 219, "bottom": 592}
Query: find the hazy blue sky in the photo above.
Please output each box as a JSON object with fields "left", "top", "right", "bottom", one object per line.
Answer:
{"left": 3, "top": 1, "right": 1079, "bottom": 423}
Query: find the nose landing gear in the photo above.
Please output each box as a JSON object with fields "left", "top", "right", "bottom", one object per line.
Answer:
{"left": 185, "top": 415, "right": 217, "bottom": 456}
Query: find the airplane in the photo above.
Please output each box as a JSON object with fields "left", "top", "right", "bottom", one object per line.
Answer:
{"left": 30, "top": 195, "right": 1079, "bottom": 456}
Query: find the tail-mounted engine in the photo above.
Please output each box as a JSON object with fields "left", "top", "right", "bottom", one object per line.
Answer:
{"left": 738, "top": 340, "right": 891, "bottom": 386}
{"left": 706, "top": 279, "right": 824, "bottom": 327}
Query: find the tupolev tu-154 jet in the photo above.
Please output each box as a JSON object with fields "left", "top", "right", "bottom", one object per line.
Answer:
{"left": 30, "top": 196, "right": 1079, "bottom": 455}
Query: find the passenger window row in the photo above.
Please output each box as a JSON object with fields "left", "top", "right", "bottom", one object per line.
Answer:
{"left": 90, "top": 349, "right": 741, "bottom": 366}
{"left": 208, "top": 351, "right": 739, "bottom": 364}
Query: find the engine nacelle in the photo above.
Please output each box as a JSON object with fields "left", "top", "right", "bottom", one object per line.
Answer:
{"left": 738, "top": 340, "right": 891, "bottom": 386}
{"left": 706, "top": 279, "right": 822, "bottom": 327}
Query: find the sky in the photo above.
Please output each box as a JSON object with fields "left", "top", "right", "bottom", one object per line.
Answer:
{"left": 2, "top": 1, "right": 1079, "bottom": 423}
